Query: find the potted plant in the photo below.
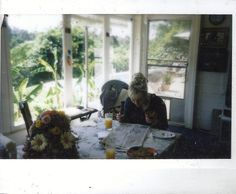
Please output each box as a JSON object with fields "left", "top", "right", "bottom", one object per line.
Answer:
{"left": 161, "top": 72, "right": 172, "bottom": 91}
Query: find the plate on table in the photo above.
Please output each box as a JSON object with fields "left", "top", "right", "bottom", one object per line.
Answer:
{"left": 152, "top": 130, "right": 175, "bottom": 139}
{"left": 127, "top": 146, "right": 158, "bottom": 159}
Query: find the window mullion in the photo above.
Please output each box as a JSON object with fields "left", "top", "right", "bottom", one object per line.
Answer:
{"left": 103, "top": 15, "right": 110, "bottom": 82}
{"left": 84, "top": 26, "right": 89, "bottom": 108}
{"left": 128, "top": 18, "right": 134, "bottom": 83}
{"left": 62, "top": 15, "right": 73, "bottom": 108}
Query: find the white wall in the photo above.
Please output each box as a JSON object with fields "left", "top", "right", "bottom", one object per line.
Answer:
{"left": 194, "top": 72, "right": 227, "bottom": 130}
{"left": 193, "top": 15, "right": 232, "bottom": 131}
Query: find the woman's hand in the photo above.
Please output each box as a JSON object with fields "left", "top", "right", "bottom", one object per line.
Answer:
{"left": 145, "top": 111, "right": 157, "bottom": 125}
{"left": 116, "top": 112, "right": 124, "bottom": 122}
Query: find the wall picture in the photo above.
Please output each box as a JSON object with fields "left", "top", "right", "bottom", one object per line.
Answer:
{"left": 198, "top": 27, "right": 229, "bottom": 72}
{"left": 199, "top": 28, "right": 229, "bottom": 48}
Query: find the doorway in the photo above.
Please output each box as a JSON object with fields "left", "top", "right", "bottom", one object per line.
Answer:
{"left": 146, "top": 15, "right": 200, "bottom": 127}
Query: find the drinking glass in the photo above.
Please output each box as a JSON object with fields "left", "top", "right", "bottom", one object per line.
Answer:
{"left": 105, "top": 131, "right": 116, "bottom": 159}
{"left": 105, "top": 147, "right": 116, "bottom": 159}
{"left": 104, "top": 113, "right": 113, "bottom": 130}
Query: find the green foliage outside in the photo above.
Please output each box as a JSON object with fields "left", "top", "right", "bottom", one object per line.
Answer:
{"left": 13, "top": 78, "right": 43, "bottom": 121}
{"left": 111, "top": 36, "right": 129, "bottom": 72}
{"left": 148, "top": 20, "right": 191, "bottom": 64}
{"left": 10, "top": 22, "right": 129, "bottom": 123}
{"left": 10, "top": 25, "right": 99, "bottom": 122}
{"left": 10, "top": 27, "right": 65, "bottom": 122}
{"left": 10, "top": 18, "right": 189, "bottom": 124}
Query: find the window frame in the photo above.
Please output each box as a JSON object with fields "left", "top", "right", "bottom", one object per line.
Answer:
{"left": 144, "top": 15, "right": 201, "bottom": 128}
{"left": 2, "top": 14, "right": 201, "bottom": 131}
{"left": 66, "top": 14, "right": 133, "bottom": 109}
{"left": 2, "top": 15, "right": 65, "bottom": 132}
{"left": 146, "top": 19, "right": 190, "bottom": 100}
{"left": 1, "top": 14, "right": 134, "bottom": 133}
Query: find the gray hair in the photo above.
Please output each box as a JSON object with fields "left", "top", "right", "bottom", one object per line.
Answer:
{"left": 128, "top": 73, "right": 148, "bottom": 99}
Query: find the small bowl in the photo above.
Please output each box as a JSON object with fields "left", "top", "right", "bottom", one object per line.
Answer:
{"left": 127, "top": 146, "right": 158, "bottom": 159}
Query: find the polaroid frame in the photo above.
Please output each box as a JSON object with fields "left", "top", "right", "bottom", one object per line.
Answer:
{"left": 0, "top": 5, "right": 235, "bottom": 194}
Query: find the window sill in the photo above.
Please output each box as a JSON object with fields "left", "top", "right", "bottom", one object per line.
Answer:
{"left": 3, "top": 124, "right": 25, "bottom": 136}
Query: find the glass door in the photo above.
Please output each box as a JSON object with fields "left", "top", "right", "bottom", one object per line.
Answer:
{"left": 147, "top": 18, "right": 192, "bottom": 123}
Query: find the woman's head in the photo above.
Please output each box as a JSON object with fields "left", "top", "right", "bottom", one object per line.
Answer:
{"left": 128, "top": 73, "right": 148, "bottom": 107}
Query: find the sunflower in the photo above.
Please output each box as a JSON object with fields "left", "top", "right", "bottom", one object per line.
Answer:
{"left": 31, "top": 134, "right": 48, "bottom": 152}
{"left": 60, "top": 132, "right": 75, "bottom": 149}
{"left": 50, "top": 127, "right": 61, "bottom": 135}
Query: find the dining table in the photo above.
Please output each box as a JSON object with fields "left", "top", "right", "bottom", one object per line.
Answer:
{"left": 72, "top": 118, "right": 182, "bottom": 159}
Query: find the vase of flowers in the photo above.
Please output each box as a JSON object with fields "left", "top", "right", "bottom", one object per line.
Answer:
{"left": 23, "top": 110, "right": 79, "bottom": 159}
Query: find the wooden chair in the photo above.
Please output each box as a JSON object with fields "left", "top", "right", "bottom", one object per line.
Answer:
{"left": 19, "top": 101, "right": 33, "bottom": 137}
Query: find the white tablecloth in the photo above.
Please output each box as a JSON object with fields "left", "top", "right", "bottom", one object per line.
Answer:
{"left": 72, "top": 119, "right": 182, "bottom": 159}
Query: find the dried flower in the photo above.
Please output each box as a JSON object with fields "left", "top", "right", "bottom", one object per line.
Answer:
{"left": 60, "top": 132, "right": 75, "bottom": 149}
{"left": 31, "top": 134, "right": 47, "bottom": 152}
{"left": 35, "top": 120, "right": 42, "bottom": 128}
{"left": 50, "top": 127, "right": 61, "bottom": 135}
{"left": 24, "top": 110, "right": 79, "bottom": 159}
{"left": 58, "top": 111, "right": 65, "bottom": 116}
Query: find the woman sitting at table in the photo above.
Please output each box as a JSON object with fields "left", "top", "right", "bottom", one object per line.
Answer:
{"left": 117, "top": 72, "right": 168, "bottom": 130}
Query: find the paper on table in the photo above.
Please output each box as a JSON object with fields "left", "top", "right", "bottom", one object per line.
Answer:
{"left": 105, "top": 123, "right": 150, "bottom": 150}
{"left": 79, "top": 120, "right": 97, "bottom": 127}
{"left": 97, "top": 131, "right": 109, "bottom": 139}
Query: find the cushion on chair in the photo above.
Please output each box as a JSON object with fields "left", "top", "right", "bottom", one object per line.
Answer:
{"left": 100, "top": 80, "right": 128, "bottom": 113}
{"left": 113, "top": 89, "right": 128, "bottom": 111}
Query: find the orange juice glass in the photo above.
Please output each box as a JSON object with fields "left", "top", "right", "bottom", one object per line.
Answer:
{"left": 106, "top": 148, "right": 116, "bottom": 159}
{"left": 104, "top": 113, "right": 113, "bottom": 129}
{"left": 105, "top": 118, "right": 112, "bottom": 129}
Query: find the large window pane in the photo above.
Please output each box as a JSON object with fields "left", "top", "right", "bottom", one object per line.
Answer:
{"left": 8, "top": 15, "right": 63, "bottom": 126}
{"left": 147, "top": 20, "right": 191, "bottom": 99}
{"left": 109, "top": 18, "right": 131, "bottom": 83}
{"left": 148, "top": 66, "right": 186, "bottom": 99}
{"left": 148, "top": 20, "right": 191, "bottom": 66}
{"left": 71, "top": 17, "right": 103, "bottom": 109}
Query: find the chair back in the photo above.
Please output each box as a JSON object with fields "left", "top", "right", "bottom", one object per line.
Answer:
{"left": 100, "top": 80, "right": 128, "bottom": 113}
{"left": 19, "top": 101, "right": 33, "bottom": 137}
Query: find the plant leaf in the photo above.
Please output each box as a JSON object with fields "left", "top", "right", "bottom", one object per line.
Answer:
{"left": 18, "top": 78, "right": 29, "bottom": 100}
{"left": 25, "top": 83, "right": 43, "bottom": 102}
{"left": 38, "top": 58, "right": 54, "bottom": 73}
